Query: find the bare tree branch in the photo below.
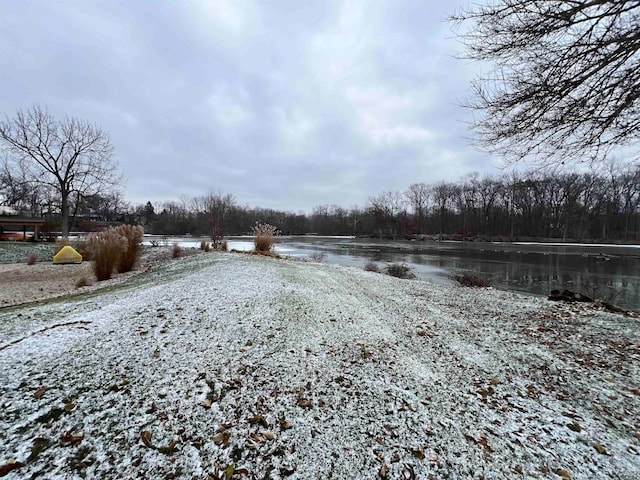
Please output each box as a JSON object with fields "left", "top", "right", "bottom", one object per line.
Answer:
{"left": 451, "top": 1, "right": 640, "bottom": 167}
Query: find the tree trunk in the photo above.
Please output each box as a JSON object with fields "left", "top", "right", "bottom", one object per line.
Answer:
{"left": 60, "top": 190, "right": 70, "bottom": 237}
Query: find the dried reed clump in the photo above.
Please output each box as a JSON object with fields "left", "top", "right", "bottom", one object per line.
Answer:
{"left": 86, "top": 229, "right": 128, "bottom": 281}
{"left": 454, "top": 273, "right": 490, "bottom": 288}
{"left": 114, "top": 224, "right": 144, "bottom": 273}
{"left": 172, "top": 243, "right": 182, "bottom": 258}
{"left": 384, "top": 263, "right": 416, "bottom": 279}
{"left": 26, "top": 254, "right": 37, "bottom": 266}
{"left": 252, "top": 222, "right": 278, "bottom": 253}
{"left": 363, "top": 260, "right": 380, "bottom": 273}
{"left": 200, "top": 240, "right": 211, "bottom": 252}
{"left": 219, "top": 240, "right": 228, "bottom": 252}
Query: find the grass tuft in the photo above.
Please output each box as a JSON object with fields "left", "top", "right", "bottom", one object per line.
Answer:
{"left": 172, "top": 243, "right": 182, "bottom": 258}
{"left": 75, "top": 276, "right": 90, "bottom": 289}
{"left": 27, "top": 254, "right": 37, "bottom": 266}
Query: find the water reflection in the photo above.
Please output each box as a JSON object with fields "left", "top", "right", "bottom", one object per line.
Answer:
{"left": 275, "top": 237, "right": 640, "bottom": 311}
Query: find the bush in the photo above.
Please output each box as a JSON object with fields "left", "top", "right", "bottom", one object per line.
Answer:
{"left": 26, "top": 254, "right": 37, "bottom": 266}
{"left": 200, "top": 240, "right": 211, "bottom": 252}
{"left": 384, "top": 263, "right": 416, "bottom": 279}
{"left": 86, "top": 230, "right": 127, "bottom": 281}
{"left": 364, "top": 261, "right": 380, "bottom": 273}
{"left": 454, "top": 273, "right": 490, "bottom": 288}
{"left": 172, "top": 243, "right": 182, "bottom": 258}
{"left": 308, "top": 251, "right": 326, "bottom": 262}
{"left": 219, "top": 240, "right": 228, "bottom": 252}
{"left": 115, "top": 225, "right": 144, "bottom": 273}
{"left": 252, "top": 222, "right": 278, "bottom": 253}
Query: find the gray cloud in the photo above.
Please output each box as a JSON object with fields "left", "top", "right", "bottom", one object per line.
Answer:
{"left": 0, "top": 0, "right": 499, "bottom": 212}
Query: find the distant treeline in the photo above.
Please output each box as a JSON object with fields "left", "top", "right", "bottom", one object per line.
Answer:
{"left": 6, "top": 166, "right": 640, "bottom": 242}
{"left": 132, "top": 167, "right": 639, "bottom": 242}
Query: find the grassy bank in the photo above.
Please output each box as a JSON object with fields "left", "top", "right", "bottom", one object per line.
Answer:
{"left": 0, "top": 254, "right": 638, "bottom": 479}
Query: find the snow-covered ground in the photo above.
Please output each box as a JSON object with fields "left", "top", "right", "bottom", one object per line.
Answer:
{"left": 0, "top": 253, "right": 638, "bottom": 479}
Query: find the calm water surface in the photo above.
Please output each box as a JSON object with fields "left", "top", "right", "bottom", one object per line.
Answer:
{"left": 149, "top": 235, "right": 640, "bottom": 311}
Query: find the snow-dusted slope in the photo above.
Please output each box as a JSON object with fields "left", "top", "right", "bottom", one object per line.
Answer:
{"left": 0, "top": 253, "right": 638, "bottom": 479}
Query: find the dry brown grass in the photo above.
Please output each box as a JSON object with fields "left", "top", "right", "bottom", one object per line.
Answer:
{"left": 252, "top": 223, "right": 278, "bottom": 253}
{"left": 115, "top": 225, "right": 144, "bottom": 273}
{"left": 172, "top": 243, "right": 182, "bottom": 258}
{"left": 364, "top": 261, "right": 380, "bottom": 273}
{"left": 26, "top": 254, "right": 37, "bottom": 266}
{"left": 87, "top": 230, "right": 127, "bottom": 281}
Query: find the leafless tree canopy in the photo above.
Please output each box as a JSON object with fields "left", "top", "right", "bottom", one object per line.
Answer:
{"left": 0, "top": 106, "right": 120, "bottom": 235}
{"left": 451, "top": 1, "right": 640, "bottom": 167}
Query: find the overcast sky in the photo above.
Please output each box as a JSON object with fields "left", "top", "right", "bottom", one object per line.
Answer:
{"left": 0, "top": 0, "right": 502, "bottom": 212}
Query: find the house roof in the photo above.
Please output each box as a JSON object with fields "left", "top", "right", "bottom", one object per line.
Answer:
{"left": 0, "top": 216, "right": 47, "bottom": 226}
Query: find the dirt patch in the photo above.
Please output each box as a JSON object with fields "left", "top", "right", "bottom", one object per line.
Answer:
{"left": 0, "top": 246, "right": 203, "bottom": 307}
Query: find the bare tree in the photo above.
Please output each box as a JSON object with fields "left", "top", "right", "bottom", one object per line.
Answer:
{"left": 451, "top": 1, "right": 640, "bottom": 167}
{"left": 195, "top": 192, "right": 235, "bottom": 248}
{"left": 405, "top": 183, "right": 430, "bottom": 234}
{"left": 0, "top": 105, "right": 120, "bottom": 235}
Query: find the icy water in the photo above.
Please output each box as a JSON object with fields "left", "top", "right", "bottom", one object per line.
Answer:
{"left": 147, "top": 235, "right": 640, "bottom": 311}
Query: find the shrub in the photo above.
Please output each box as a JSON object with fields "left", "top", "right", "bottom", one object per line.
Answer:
{"left": 27, "top": 254, "right": 37, "bottom": 266}
{"left": 75, "top": 276, "right": 90, "bottom": 289}
{"left": 309, "top": 251, "right": 326, "bottom": 262}
{"left": 454, "top": 273, "right": 490, "bottom": 288}
{"left": 252, "top": 222, "right": 278, "bottom": 253}
{"left": 219, "top": 240, "right": 228, "bottom": 252}
{"left": 172, "top": 243, "right": 182, "bottom": 258}
{"left": 384, "top": 263, "right": 416, "bottom": 279}
{"left": 86, "top": 230, "right": 127, "bottom": 281}
{"left": 200, "top": 240, "right": 210, "bottom": 252}
{"left": 113, "top": 225, "right": 144, "bottom": 273}
{"left": 364, "top": 261, "right": 380, "bottom": 273}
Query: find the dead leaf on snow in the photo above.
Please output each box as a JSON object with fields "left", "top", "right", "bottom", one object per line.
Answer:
{"left": 402, "top": 464, "right": 416, "bottom": 479}
{"left": 34, "top": 387, "right": 46, "bottom": 399}
{"left": 202, "top": 398, "right": 213, "bottom": 409}
{"left": 556, "top": 468, "right": 571, "bottom": 479}
{"left": 412, "top": 448, "right": 425, "bottom": 460}
{"left": 593, "top": 442, "right": 609, "bottom": 454}
{"left": 64, "top": 402, "right": 75, "bottom": 412}
{"left": 0, "top": 459, "right": 24, "bottom": 476}
{"left": 567, "top": 422, "right": 581, "bottom": 432}
{"left": 61, "top": 430, "right": 83, "bottom": 446}
{"left": 224, "top": 464, "right": 235, "bottom": 480}
{"left": 261, "top": 431, "right": 274, "bottom": 440}
{"left": 280, "top": 418, "right": 292, "bottom": 430}
{"left": 279, "top": 466, "right": 296, "bottom": 476}
{"left": 378, "top": 464, "right": 388, "bottom": 478}
{"left": 140, "top": 430, "right": 153, "bottom": 448}
{"left": 248, "top": 414, "right": 269, "bottom": 427}
{"left": 213, "top": 431, "right": 231, "bottom": 447}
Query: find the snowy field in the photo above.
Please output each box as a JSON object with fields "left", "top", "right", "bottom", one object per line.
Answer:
{"left": 0, "top": 253, "right": 638, "bottom": 479}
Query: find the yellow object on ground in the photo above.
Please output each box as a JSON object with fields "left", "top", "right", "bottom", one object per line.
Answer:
{"left": 53, "top": 245, "right": 83, "bottom": 264}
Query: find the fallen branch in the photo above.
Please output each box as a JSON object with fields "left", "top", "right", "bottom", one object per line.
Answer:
{"left": 0, "top": 321, "right": 93, "bottom": 351}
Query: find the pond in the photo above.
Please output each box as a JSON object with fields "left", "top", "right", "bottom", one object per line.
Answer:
{"left": 145, "top": 235, "right": 640, "bottom": 312}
